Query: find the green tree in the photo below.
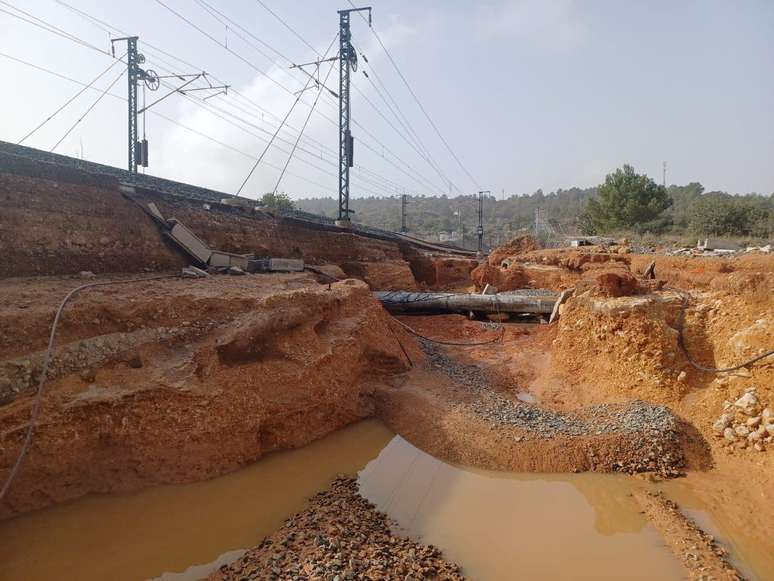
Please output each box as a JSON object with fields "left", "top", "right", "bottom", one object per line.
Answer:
{"left": 585, "top": 165, "right": 672, "bottom": 232}
{"left": 690, "top": 194, "right": 771, "bottom": 238}
{"left": 260, "top": 191, "right": 295, "bottom": 212}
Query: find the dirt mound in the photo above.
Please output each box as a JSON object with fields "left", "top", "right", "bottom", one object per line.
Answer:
{"left": 470, "top": 262, "right": 530, "bottom": 292}
{"left": 432, "top": 257, "right": 479, "bottom": 289}
{"left": 488, "top": 234, "right": 540, "bottom": 266}
{"left": 210, "top": 477, "right": 466, "bottom": 580}
{"left": 340, "top": 259, "right": 418, "bottom": 290}
{"left": 517, "top": 248, "right": 631, "bottom": 272}
{"left": 629, "top": 254, "right": 774, "bottom": 295}
{"left": 0, "top": 275, "right": 420, "bottom": 518}
{"left": 552, "top": 292, "right": 691, "bottom": 403}
{"left": 574, "top": 267, "right": 665, "bottom": 298}
{"left": 475, "top": 246, "right": 635, "bottom": 293}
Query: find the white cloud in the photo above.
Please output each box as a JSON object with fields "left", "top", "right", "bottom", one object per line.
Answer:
{"left": 476, "top": 0, "right": 587, "bottom": 49}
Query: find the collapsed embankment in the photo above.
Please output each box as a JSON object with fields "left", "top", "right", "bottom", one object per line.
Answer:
{"left": 0, "top": 168, "right": 420, "bottom": 286}
{"left": 0, "top": 274, "right": 420, "bottom": 518}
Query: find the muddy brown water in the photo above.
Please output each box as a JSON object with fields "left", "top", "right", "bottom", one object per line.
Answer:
{"left": 0, "top": 420, "right": 764, "bottom": 580}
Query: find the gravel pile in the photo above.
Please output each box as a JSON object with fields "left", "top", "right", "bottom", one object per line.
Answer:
{"left": 499, "top": 288, "right": 558, "bottom": 297}
{"left": 211, "top": 477, "right": 466, "bottom": 581}
{"left": 422, "top": 340, "right": 684, "bottom": 476}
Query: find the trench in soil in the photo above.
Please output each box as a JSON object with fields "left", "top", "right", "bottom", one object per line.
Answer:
{"left": 1, "top": 419, "right": 765, "bottom": 581}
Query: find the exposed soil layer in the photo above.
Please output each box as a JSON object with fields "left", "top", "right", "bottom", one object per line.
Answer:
{"left": 0, "top": 274, "right": 420, "bottom": 518}
{"left": 209, "top": 477, "right": 466, "bottom": 581}
{"left": 466, "top": 242, "right": 774, "bottom": 578}
{"left": 0, "top": 172, "right": 426, "bottom": 292}
{"left": 375, "top": 341, "right": 702, "bottom": 477}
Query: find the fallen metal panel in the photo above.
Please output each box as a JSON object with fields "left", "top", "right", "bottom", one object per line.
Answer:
{"left": 209, "top": 250, "right": 250, "bottom": 269}
{"left": 168, "top": 222, "right": 211, "bottom": 264}
{"left": 269, "top": 258, "right": 304, "bottom": 272}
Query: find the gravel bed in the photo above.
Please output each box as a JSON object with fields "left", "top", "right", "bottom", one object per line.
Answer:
{"left": 422, "top": 340, "right": 684, "bottom": 475}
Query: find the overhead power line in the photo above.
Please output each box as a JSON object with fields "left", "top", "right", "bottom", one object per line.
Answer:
{"left": 235, "top": 34, "right": 338, "bottom": 196}
{"left": 7, "top": 1, "right": 444, "bottom": 198}
{"left": 273, "top": 58, "right": 338, "bottom": 194}
{"left": 0, "top": 1, "right": 109, "bottom": 56}
{"left": 348, "top": 0, "right": 481, "bottom": 190}
{"left": 0, "top": 51, "right": 349, "bottom": 194}
{"left": 50, "top": 68, "right": 125, "bottom": 151}
{"left": 144, "top": 1, "right": 445, "bottom": 195}
{"left": 18, "top": 56, "right": 125, "bottom": 145}
{"left": 254, "top": 0, "right": 319, "bottom": 56}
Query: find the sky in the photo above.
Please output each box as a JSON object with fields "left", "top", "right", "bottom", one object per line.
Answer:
{"left": 1, "top": 0, "right": 773, "bottom": 200}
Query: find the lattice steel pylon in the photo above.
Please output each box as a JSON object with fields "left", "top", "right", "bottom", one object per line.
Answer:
{"left": 337, "top": 6, "right": 371, "bottom": 223}
{"left": 123, "top": 36, "right": 140, "bottom": 173}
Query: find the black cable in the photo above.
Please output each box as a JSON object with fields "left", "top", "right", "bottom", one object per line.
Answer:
{"left": 0, "top": 275, "right": 179, "bottom": 501}
{"left": 50, "top": 67, "right": 125, "bottom": 152}
{"left": 672, "top": 288, "right": 774, "bottom": 373}
{"left": 392, "top": 316, "right": 504, "bottom": 347}
{"left": 18, "top": 55, "right": 125, "bottom": 145}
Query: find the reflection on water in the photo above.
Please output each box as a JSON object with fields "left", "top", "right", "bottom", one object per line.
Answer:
{"left": 2, "top": 420, "right": 760, "bottom": 581}
{"left": 0, "top": 420, "right": 394, "bottom": 581}
{"left": 659, "top": 476, "right": 769, "bottom": 581}
{"left": 359, "top": 435, "right": 685, "bottom": 581}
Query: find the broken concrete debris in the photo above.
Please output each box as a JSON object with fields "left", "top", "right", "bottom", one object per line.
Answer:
{"left": 148, "top": 203, "right": 305, "bottom": 275}
{"left": 247, "top": 257, "right": 305, "bottom": 273}
{"left": 181, "top": 265, "right": 209, "bottom": 279}
{"left": 166, "top": 219, "right": 212, "bottom": 265}
{"left": 209, "top": 250, "right": 250, "bottom": 270}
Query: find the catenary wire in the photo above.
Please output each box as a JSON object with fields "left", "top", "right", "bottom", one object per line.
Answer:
{"left": 18, "top": 55, "right": 125, "bottom": 144}
{"left": 8, "top": 2, "right": 444, "bottom": 198}
{"left": 50, "top": 67, "right": 125, "bottom": 151}
{"left": 349, "top": 0, "right": 481, "bottom": 190}
{"left": 272, "top": 58, "right": 337, "bottom": 194}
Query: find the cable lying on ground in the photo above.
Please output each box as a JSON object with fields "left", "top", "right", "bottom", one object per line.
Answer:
{"left": 672, "top": 287, "right": 774, "bottom": 373}
{"left": 391, "top": 316, "right": 504, "bottom": 347}
{"left": 0, "top": 274, "right": 178, "bottom": 501}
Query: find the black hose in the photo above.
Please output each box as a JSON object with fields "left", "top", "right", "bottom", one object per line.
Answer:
{"left": 672, "top": 287, "right": 774, "bottom": 373}
{"left": 0, "top": 274, "right": 178, "bottom": 501}
{"left": 391, "top": 316, "right": 504, "bottom": 347}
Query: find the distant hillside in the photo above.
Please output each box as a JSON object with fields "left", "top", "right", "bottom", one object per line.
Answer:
{"left": 296, "top": 183, "right": 773, "bottom": 246}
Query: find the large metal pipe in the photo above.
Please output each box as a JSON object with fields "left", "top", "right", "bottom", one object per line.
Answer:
{"left": 374, "top": 291, "right": 557, "bottom": 315}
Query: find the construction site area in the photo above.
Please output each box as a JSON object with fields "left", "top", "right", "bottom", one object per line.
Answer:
{"left": 1, "top": 2, "right": 774, "bottom": 580}
{"left": 0, "top": 144, "right": 771, "bottom": 580}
